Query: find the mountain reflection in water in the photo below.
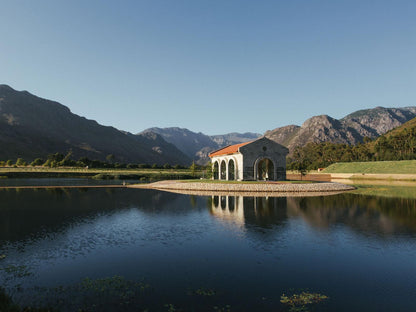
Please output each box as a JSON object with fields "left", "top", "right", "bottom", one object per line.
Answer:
{"left": 1, "top": 187, "right": 416, "bottom": 311}
{"left": 208, "top": 194, "right": 416, "bottom": 237}
{"left": 1, "top": 188, "right": 416, "bottom": 245}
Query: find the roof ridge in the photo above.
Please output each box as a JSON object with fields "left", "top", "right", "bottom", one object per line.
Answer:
{"left": 209, "top": 141, "right": 253, "bottom": 157}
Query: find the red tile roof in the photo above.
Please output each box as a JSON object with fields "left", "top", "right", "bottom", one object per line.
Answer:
{"left": 209, "top": 141, "right": 253, "bottom": 157}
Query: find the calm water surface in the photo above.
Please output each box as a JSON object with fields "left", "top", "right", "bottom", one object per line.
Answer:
{"left": 1, "top": 183, "right": 416, "bottom": 311}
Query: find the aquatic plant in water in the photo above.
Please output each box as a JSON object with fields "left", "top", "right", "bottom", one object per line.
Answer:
{"left": 0, "top": 264, "right": 33, "bottom": 278}
{"left": 164, "top": 303, "right": 179, "bottom": 312}
{"left": 192, "top": 287, "right": 217, "bottom": 297}
{"left": 213, "top": 305, "right": 231, "bottom": 312}
{"left": 280, "top": 291, "right": 328, "bottom": 311}
{"left": 6, "top": 275, "right": 152, "bottom": 312}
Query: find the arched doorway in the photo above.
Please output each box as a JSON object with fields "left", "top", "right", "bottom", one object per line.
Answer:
{"left": 257, "top": 158, "right": 274, "bottom": 181}
{"left": 213, "top": 161, "right": 219, "bottom": 180}
{"left": 228, "top": 196, "right": 235, "bottom": 211}
{"left": 220, "top": 160, "right": 226, "bottom": 180}
{"left": 220, "top": 196, "right": 227, "bottom": 210}
{"left": 213, "top": 196, "right": 219, "bottom": 208}
{"left": 228, "top": 159, "right": 235, "bottom": 180}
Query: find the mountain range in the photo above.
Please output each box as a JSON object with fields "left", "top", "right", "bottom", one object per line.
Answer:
{"left": 1, "top": 84, "right": 415, "bottom": 165}
{"left": 142, "top": 107, "right": 416, "bottom": 164}
{"left": 264, "top": 107, "right": 416, "bottom": 152}
{"left": 140, "top": 127, "right": 261, "bottom": 164}
{"left": 0, "top": 85, "right": 190, "bottom": 165}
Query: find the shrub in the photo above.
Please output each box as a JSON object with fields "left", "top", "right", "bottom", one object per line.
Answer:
{"left": 31, "top": 158, "right": 44, "bottom": 166}
{"left": 15, "top": 158, "right": 27, "bottom": 166}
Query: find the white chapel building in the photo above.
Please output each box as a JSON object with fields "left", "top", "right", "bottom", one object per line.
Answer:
{"left": 209, "top": 137, "right": 288, "bottom": 181}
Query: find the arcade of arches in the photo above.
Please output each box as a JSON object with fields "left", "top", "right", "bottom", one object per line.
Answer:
{"left": 212, "top": 156, "right": 275, "bottom": 181}
{"left": 209, "top": 137, "right": 288, "bottom": 181}
{"left": 213, "top": 158, "right": 237, "bottom": 181}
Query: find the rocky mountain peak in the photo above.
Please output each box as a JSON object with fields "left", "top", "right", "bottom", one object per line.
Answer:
{"left": 265, "top": 106, "right": 416, "bottom": 153}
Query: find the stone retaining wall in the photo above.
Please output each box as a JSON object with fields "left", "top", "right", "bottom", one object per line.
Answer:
{"left": 131, "top": 181, "right": 355, "bottom": 193}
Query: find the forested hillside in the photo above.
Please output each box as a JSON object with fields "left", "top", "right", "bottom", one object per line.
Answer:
{"left": 288, "top": 117, "right": 416, "bottom": 170}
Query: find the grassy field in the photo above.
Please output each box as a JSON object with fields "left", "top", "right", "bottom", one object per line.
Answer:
{"left": 323, "top": 160, "right": 416, "bottom": 174}
{"left": 0, "top": 167, "right": 204, "bottom": 181}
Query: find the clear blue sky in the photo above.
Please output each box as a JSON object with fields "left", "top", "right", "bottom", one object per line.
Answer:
{"left": 1, "top": 0, "right": 415, "bottom": 135}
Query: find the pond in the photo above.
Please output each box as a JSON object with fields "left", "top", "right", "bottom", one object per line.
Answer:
{"left": 0, "top": 184, "right": 416, "bottom": 311}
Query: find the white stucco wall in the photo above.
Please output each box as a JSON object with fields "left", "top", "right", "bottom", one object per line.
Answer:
{"left": 210, "top": 137, "right": 288, "bottom": 181}
{"left": 211, "top": 153, "right": 244, "bottom": 181}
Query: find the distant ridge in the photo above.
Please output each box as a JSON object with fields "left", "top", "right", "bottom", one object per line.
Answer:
{"left": 265, "top": 107, "right": 416, "bottom": 153}
{"left": 140, "top": 127, "right": 261, "bottom": 164}
{"left": 2, "top": 84, "right": 415, "bottom": 164}
{"left": 0, "top": 85, "right": 190, "bottom": 164}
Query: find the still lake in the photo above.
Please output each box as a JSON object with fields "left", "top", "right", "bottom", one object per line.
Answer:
{"left": 1, "top": 181, "right": 416, "bottom": 311}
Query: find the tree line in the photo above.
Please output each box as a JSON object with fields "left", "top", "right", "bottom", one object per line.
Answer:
{"left": 287, "top": 124, "right": 416, "bottom": 171}
{"left": 0, "top": 151, "right": 205, "bottom": 171}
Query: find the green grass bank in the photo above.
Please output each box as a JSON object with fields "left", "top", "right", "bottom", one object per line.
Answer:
{"left": 323, "top": 160, "right": 416, "bottom": 174}
{"left": 0, "top": 167, "right": 202, "bottom": 181}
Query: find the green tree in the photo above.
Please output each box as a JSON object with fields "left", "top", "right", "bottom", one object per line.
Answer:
{"left": 288, "top": 147, "right": 310, "bottom": 180}
{"left": 15, "top": 158, "right": 26, "bottom": 166}
{"left": 106, "top": 154, "right": 115, "bottom": 164}
{"left": 189, "top": 161, "right": 197, "bottom": 177}
{"left": 77, "top": 157, "right": 92, "bottom": 167}
{"left": 59, "top": 151, "right": 75, "bottom": 166}
{"left": 30, "top": 158, "right": 44, "bottom": 166}
{"left": 205, "top": 163, "right": 213, "bottom": 179}
{"left": 5, "top": 160, "right": 12, "bottom": 166}
{"left": 47, "top": 153, "right": 65, "bottom": 162}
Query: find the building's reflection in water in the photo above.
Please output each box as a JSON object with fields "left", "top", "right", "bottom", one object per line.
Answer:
{"left": 208, "top": 194, "right": 416, "bottom": 237}
{"left": 209, "top": 196, "right": 288, "bottom": 230}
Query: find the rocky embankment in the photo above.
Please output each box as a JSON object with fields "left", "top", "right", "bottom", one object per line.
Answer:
{"left": 130, "top": 180, "right": 355, "bottom": 197}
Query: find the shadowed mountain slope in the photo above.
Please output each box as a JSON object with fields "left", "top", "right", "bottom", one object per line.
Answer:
{"left": 0, "top": 85, "right": 190, "bottom": 164}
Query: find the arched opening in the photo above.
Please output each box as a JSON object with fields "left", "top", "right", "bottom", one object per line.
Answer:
{"left": 228, "top": 196, "right": 235, "bottom": 212}
{"left": 257, "top": 158, "right": 274, "bottom": 181}
{"left": 220, "top": 196, "right": 227, "bottom": 210}
{"left": 228, "top": 159, "right": 235, "bottom": 180}
{"left": 213, "top": 196, "right": 219, "bottom": 208}
{"left": 213, "top": 161, "right": 219, "bottom": 180}
{"left": 220, "top": 160, "right": 226, "bottom": 180}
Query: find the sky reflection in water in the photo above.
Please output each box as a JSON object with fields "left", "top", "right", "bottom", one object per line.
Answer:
{"left": 0, "top": 187, "right": 416, "bottom": 311}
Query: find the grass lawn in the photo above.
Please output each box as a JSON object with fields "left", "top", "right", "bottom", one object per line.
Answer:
{"left": 323, "top": 160, "right": 416, "bottom": 174}
{"left": 0, "top": 167, "right": 203, "bottom": 180}
{"left": 0, "top": 167, "right": 196, "bottom": 174}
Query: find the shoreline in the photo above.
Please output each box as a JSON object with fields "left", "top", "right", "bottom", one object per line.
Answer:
{"left": 0, "top": 185, "right": 126, "bottom": 189}
{"left": 129, "top": 180, "right": 355, "bottom": 196}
